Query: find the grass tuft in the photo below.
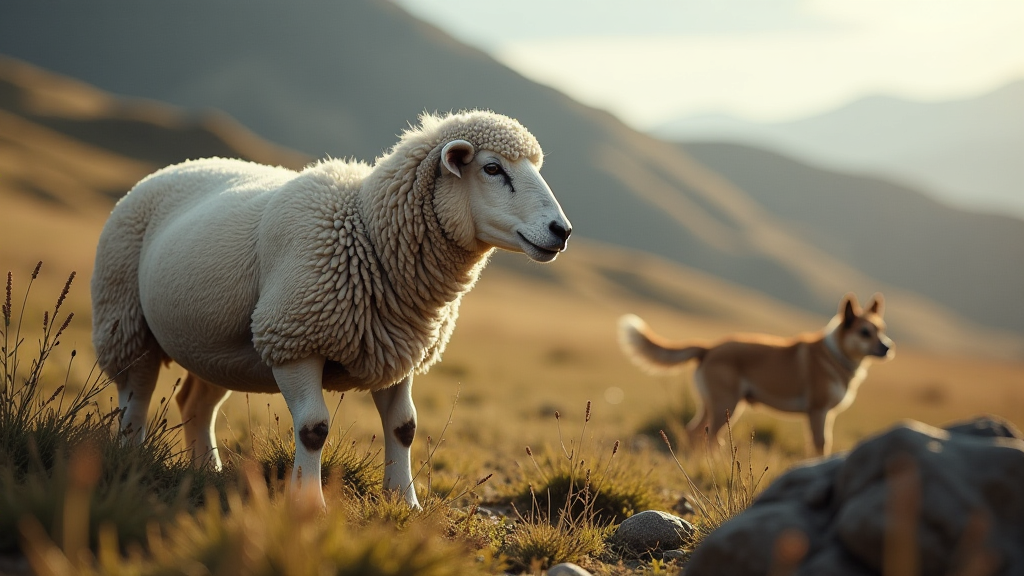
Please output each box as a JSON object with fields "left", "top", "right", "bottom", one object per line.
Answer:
{"left": 499, "top": 519, "right": 608, "bottom": 573}
{"left": 659, "top": 412, "right": 770, "bottom": 547}
{"left": 503, "top": 403, "right": 664, "bottom": 526}
{"left": 493, "top": 402, "right": 664, "bottom": 571}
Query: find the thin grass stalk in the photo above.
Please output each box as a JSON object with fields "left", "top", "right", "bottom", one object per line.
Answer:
{"left": 659, "top": 429, "right": 716, "bottom": 520}
{"left": 10, "top": 262, "right": 43, "bottom": 395}
{"left": 414, "top": 388, "right": 460, "bottom": 486}
{"left": 2, "top": 271, "right": 12, "bottom": 394}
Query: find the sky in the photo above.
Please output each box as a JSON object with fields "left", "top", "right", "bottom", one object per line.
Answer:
{"left": 394, "top": 0, "right": 1024, "bottom": 130}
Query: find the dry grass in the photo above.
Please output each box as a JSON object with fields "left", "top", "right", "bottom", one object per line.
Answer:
{"left": 659, "top": 419, "right": 771, "bottom": 545}
{"left": 5, "top": 243, "right": 1024, "bottom": 575}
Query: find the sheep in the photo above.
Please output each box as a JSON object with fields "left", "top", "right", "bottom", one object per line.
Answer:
{"left": 91, "top": 110, "right": 572, "bottom": 509}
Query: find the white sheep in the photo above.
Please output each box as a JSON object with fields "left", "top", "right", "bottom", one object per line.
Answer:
{"left": 91, "top": 110, "right": 572, "bottom": 508}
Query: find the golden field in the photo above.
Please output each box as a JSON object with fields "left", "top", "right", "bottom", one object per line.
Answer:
{"left": 3, "top": 55, "right": 1024, "bottom": 574}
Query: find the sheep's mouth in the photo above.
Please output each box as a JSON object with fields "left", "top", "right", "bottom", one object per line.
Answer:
{"left": 517, "top": 232, "right": 562, "bottom": 263}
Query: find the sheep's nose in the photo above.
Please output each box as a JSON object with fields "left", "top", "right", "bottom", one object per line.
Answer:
{"left": 549, "top": 220, "right": 571, "bottom": 242}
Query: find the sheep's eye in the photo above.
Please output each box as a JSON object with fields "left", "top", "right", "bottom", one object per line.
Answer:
{"left": 483, "top": 163, "right": 503, "bottom": 176}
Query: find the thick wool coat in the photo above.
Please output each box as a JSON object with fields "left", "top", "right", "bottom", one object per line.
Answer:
{"left": 91, "top": 111, "right": 542, "bottom": 392}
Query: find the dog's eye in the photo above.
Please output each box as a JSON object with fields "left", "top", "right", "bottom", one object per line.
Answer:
{"left": 483, "top": 163, "right": 503, "bottom": 176}
{"left": 860, "top": 328, "right": 872, "bottom": 337}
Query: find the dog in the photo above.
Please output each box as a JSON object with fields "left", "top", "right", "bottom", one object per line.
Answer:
{"left": 619, "top": 293, "right": 894, "bottom": 455}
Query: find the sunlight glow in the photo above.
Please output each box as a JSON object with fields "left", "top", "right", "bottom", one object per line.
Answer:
{"left": 396, "top": 0, "right": 1024, "bottom": 128}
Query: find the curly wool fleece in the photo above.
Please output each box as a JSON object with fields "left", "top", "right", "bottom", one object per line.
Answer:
{"left": 246, "top": 110, "right": 543, "bottom": 390}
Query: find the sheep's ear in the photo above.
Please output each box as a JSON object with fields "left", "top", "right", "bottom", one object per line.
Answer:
{"left": 866, "top": 293, "right": 885, "bottom": 317}
{"left": 441, "top": 139, "right": 475, "bottom": 178}
{"left": 840, "top": 293, "right": 860, "bottom": 328}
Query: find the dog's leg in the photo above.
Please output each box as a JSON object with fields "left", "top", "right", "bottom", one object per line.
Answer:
{"left": 176, "top": 372, "right": 231, "bottom": 469}
{"left": 372, "top": 374, "right": 421, "bottom": 509}
{"left": 686, "top": 403, "right": 710, "bottom": 448}
{"left": 808, "top": 408, "right": 835, "bottom": 456}
{"left": 273, "top": 354, "right": 329, "bottom": 509}
{"left": 692, "top": 369, "right": 744, "bottom": 449}
{"left": 705, "top": 401, "right": 744, "bottom": 447}
{"left": 686, "top": 371, "right": 712, "bottom": 448}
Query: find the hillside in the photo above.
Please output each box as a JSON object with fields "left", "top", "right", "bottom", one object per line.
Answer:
{"left": 0, "top": 55, "right": 307, "bottom": 211}
{"left": 654, "top": 80, "right": 1024, "bottom": 220}
{"left": 2, "top": 1, "right": 1024, "bottom": 355}
{"left": 677, "top": 141, "right": 1024, "bottom": 338}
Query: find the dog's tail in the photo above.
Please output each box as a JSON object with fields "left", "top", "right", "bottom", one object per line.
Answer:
{"left": 618, "top": 314, "right": 708, "bottom": 373}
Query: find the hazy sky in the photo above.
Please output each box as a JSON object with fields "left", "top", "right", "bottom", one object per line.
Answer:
{"left": 394, "top": 0, "right": 1024, "bottom": 129}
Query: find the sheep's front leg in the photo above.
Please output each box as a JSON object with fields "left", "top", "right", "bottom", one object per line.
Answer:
{"left": 273, "top": 354, "right": 330, "bottom": 509}
{"left": 372, "top": 374, "right": 421, "bottom": 509}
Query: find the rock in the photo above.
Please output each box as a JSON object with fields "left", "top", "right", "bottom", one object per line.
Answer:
{"left": 471, "top": 505, "right": 506, "bottom": 518}
{"left": 680, "top": 502, "right": 816, "bottom": 574}
{"left": 662, "top": 549, "right": 688, "bottom": 561}
{"left": 944, "top": 415, "right": 1022, "bottom": 439}
{"left": 687, "top": 416, "right": 1024, "bottom": 576}
{"left": 546, "top": 562, "right": 592, "bottom": 576}
{"left": 611, "top": 510, "right": 693, "bottom": 553}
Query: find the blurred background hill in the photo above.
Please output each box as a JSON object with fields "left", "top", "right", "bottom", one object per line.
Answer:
{"left": 656, "top": 81, "right": 1024, "bottom": 220}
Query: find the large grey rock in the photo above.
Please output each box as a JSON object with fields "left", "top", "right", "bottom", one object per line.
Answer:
{"left": 686, "top": 416, "right": 1024, "bottom": 576}
{"left": 611, "top": 510, "right": 693, "bottom": 553}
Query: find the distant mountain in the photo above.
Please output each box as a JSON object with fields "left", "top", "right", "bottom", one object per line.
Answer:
{"left": 2, "top": 2, "right": 1024, "bottom": 357}
{"left": 654, "top": 81, "right": 1024, "bottom": 220}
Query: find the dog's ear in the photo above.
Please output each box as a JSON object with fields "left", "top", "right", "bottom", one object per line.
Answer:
{"left": 840, "top": 293, "right": 859, "bottom": 328}
{"left": 866, "top": 293, "right": 885, "bottom": 317}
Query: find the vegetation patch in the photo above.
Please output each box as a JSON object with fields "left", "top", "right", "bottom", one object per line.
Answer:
{"left": 499, "top": 520, "right": 608, "bottom": 573}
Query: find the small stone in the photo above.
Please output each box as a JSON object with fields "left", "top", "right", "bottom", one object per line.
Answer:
{"left": 612, "top": 510, "right": 693, "bottom": 553}
{"left": 662, "top": 549, "right": 688, "bottom": 561}
{"left": 546, "top": 562, "right": 592, "bottom": 576}
{"left": 473, "top": 505, "right": 501, "bottom": 518}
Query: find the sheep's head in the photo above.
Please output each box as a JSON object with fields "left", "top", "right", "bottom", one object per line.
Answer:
{"left": 429, "top": 113, "right": 572, "bottom": 263}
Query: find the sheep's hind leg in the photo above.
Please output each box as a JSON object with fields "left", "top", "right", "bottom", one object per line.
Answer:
{"left": 272, "top": 354, "right": 330, "bottom": 509}
{"left": 115, "top": 346, "right": 162, "bottom": 443}
{"left": 372, "top": 374, "right": 421, "bottom": 509}
{"left": 176, "top": 373, "right": 231, "bottom": 469}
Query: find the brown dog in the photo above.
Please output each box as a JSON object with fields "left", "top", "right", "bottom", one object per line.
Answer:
{"left": 619, "top": 294, "right": 894, "bottom": 455}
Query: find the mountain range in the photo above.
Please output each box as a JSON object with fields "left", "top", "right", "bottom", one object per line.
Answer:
{"left": 2, "top": 0, "right": 1023, "bottom": 358}
{"left": 654, "top": 81, "right": 1024, "bottom": 221}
